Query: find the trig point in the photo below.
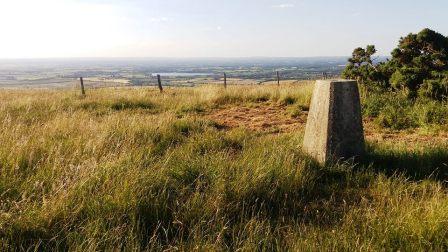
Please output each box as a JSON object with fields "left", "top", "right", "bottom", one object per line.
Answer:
{"left": 303, "top": 80, "right": 365, "bottom": 164}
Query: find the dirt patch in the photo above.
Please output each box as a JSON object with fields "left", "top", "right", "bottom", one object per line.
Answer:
{"left": 207, "top": 104, "right": 448, "bottom": 146}
{"left": 207, "top": 103, "right": 307, "bottom": 133}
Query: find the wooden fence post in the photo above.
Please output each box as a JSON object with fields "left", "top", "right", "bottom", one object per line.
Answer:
{"left": 276, "top": 71, "right": 280, "bottom": 86}
{"left": 157, "top": 74, "right": 163, "bottom": 93}
{"left": 224, "top": 73, "right": 227, "bottom": 88}
{"left": 80, "top": 77, "right": 85, "bottom": 95}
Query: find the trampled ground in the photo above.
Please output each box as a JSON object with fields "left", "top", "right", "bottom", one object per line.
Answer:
{"left": 208, "top": 102, "right": 448, "bottom": 146}
{"left": 207, "top": 103, "right": 307, "bottom": 133}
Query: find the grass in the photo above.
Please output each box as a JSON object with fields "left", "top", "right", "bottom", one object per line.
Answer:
{"left": 0, "top": 83, "right": 447, "bottom": 251}
{"left": 362, "top": 91, "right": 448, "bottom": 131}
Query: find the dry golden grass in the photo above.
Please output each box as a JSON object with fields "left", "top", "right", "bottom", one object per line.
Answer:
{"left": 0, "top": 82, "right": 447, "bottom": 251}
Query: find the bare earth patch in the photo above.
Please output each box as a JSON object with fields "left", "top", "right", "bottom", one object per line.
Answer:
{"left": 208, "top": 103, "right": 448, "bottom": 145}
{"left": 207, "top": 103, "right": 307, "bottom": 133}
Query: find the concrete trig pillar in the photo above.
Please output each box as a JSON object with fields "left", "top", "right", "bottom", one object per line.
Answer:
{"left": 303, "top": 80, "right": 365, "bottom": 164}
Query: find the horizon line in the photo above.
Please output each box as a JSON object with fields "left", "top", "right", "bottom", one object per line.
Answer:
{"left": 0, "top": 55, "right": 391, "bottom": 61}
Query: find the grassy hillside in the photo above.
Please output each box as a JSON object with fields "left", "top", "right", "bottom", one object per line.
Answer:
{"left": 0, "top": 82, "right": 447, "bottom": 251}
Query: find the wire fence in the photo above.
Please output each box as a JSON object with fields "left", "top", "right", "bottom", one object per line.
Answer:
{"left": 72, "top": 71, "right": 339, "bottom": 91}
{"left": 44, "top": 70, "right": 342, "bottom": 95}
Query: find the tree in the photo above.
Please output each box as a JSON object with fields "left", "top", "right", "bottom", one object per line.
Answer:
{"left": 342, "top": 45, "right": 390, "bottom": 90}
{"left": 418, "top": 74, "right": 448, "bottom": 100}
{"left": 389, "top": 28, "right": 448, "bottom": 96}
{"left": 343, "top": 28, "right": 448, "bottom": 99}
{"left": 391, "top": 29, "right": 448, "bottom": 72}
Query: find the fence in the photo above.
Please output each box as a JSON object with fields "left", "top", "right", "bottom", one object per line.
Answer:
{"left": 73, "top": 71, "right": 340, "bottom": 95}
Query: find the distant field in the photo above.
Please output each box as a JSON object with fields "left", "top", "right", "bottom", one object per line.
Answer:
{"left": 0, "top": 77, "right": 313, "bottom": 89}
{"left": 0, "top": 57, "right": 347, "bottom": 90}
{"left": 0, "top": 82, "right": 447, "bottom": 250}
{"left": 0, "top": 78, "right": 76, "bottom": 89}
{"left": 0, "top": 78, "right": 130, "bottom": 89}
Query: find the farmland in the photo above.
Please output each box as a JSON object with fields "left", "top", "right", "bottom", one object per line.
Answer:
{"left": 0, "top": 58, "right": 347, "bottom": 89}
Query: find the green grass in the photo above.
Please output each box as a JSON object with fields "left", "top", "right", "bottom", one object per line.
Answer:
{"left": 0, "top": 83, "right": 447, "bottom": 251}
{"left": 362, "top": 91, "right": 448, "bottom": 131}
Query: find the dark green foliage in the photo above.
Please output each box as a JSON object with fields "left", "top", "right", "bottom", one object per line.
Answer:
{"left": 344, "top": 28, "right": 448, "bottom": 99}
{"left": 375, "top": 105, "right": 417, "bottom": 130}
{"left": 391, "top": 28, "right": 448, "bottom": 96}
{"left": 418, "top": 76, "right": 448, "bottom": 100}
{"left": 342, "top": 46, "right": 380, "bottom": 85}
{"left": 391, "top": 29, "right": 448, "bottom": 72}
{"left": 342, "top": 45, "right": 392, "bottom": 91}
{"left": 390, "top": 67, "right": 424, "bottom": 97}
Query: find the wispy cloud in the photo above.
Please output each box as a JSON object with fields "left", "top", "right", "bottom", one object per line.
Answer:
{"left": 272, "top": 3, "right": 295, "bottom": 8}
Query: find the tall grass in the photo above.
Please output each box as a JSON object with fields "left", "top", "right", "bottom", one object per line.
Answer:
{"left": 362, "top": 91, "right": 448, "bottom": 131}
{"left": 0, "top": 83, "right": 447, "bottom": 251}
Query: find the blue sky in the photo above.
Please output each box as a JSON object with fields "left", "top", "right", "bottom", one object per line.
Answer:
{"left": 0, "top": 0, "right": 447, "bottom": 58}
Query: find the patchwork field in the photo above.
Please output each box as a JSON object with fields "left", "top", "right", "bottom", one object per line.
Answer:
{"left": 0, "top": 82, "right": 447, "bottom": 251}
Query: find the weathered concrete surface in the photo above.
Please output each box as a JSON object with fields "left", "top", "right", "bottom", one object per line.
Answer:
{"left": 303, "top": 80, "right": 365, "bottom": 164}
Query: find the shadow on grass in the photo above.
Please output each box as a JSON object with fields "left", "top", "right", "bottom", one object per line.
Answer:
{"left": 361, "top": 143, "right": 448, "bottom": 183}
{"left": 137, "top": 134, "right": 448, "bottom": 249}
{"left": 134, "top": 156, "right": 373, "bottom": 250}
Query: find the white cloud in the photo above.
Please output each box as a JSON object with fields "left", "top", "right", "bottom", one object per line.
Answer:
{"left": 272, "top": 3, "right": 295, "bottom": 8}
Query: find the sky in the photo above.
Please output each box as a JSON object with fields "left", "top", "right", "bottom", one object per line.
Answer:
{"left": 0, "top": 0, "right": 447, "bottom": 58}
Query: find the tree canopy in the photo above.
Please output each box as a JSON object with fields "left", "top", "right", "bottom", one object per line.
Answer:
{"left": 343, "top": 28, "right": 448, "bottom": 99}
